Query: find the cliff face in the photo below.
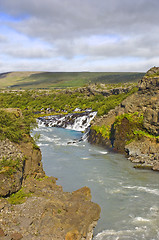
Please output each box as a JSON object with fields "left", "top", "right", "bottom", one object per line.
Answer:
{"left": 0, "top": 138, "right": 45, "bottom": 197}
{"left": 138, "top": 66, "right": 159, "bottom": 91}
{"left": 0, "top": 111, "right": 100, "bottom": 240}
{"left": 89, "top": 67, "right": 159, "bottom": 171}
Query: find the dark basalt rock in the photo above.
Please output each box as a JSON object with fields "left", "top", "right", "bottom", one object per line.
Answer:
{"left": 0, "top": 138, "right": 45, "bottom": 197}
{"left": 89, "top": 67, "right": 159, "bottom": 172}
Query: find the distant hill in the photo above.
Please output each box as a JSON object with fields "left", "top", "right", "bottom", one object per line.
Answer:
{"left": 0, "top": 71, "right": 145, "bottom": 89}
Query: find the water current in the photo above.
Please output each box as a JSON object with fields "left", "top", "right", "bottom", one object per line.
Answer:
{"left": 32, "top": 125, "right": 159, "bottom": 240}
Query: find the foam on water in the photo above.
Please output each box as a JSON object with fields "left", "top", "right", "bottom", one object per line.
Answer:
{"left": 37, "top": 111, "right": 97, "bottom": 132}
{"left": 38, "top": 143, "right": 49, "bottom": 147}
{"left": 93, "top": 228, "right": 146, "bottom": 240}
{"left": 105, "top": 188, "right": 123, "bottom": 194}
{"left": 98, "top": 151, "right": 108, "bottom": 155}
{"left": 39, "top": 134, "right": 56, "bottom": 142}
{"left": 123, "top": 185, "right": 159, "bottom": 196}
{"left": 133, "top": 217, "right": 151, "bottom": 223}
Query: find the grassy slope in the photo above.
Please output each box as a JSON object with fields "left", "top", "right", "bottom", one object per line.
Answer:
{"left": 0, "top": 72, "right": 42, "bottom": 89}
{"left": 0, "top": 71, "right": 145, "bottom": 89}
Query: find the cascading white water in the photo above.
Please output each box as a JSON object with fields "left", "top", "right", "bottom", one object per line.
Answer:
{"left": 66, "top": 111, "right": 97, "bottom": 131}
{"left": 37, "top": 111, "right": 97, "bottom": 132}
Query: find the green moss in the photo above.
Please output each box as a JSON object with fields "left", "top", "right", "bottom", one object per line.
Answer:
{"left": 91, "top": 112, "right": 152, "bottom": 148}
{"left": 114, "top": 112, "right": 144, "bottom": 127}
{"left": 133, "top": 130, "right": 159, "bottom": 140}
{"left": 113, "top": 112, "right": 144, "bottom": 143}
{"left": 92, "top": 125, "right": 111, "bottom": 139}
{"left": 36, "top": 176, "right": 49, "bottom": 181}
{"left": 114, "top": 113, "right": 158, "bottom": 144}
{"left": 0, "top": 157, "right": 23, "bottom": 176}
{"left": 7, "top": 188, "right": 32, "bottom": 204}
{"left": 125, "top": 139, "right": 134, "bottom": 145}
{"left": 32, "top": 143, "right": 40, "bottom": 150}
{"left": 57, "top": 209, "right": 62, "bottom": 214}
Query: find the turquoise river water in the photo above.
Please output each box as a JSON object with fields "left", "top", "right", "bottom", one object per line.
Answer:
{"left": 32, "top": 125, "right": 159, "bottom": 240}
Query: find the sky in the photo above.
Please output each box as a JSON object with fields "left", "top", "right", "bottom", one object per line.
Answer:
{"left": 0, "top": 0, "right": 159, "bottom": 72}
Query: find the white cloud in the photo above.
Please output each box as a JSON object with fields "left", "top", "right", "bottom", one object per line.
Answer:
{"left": 0, "top": 0, "right": 159, "bottom": 72}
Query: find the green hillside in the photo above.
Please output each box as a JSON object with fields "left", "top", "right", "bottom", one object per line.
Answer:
{"left": 0, "top": 71, "right": 145, "bottom": 89}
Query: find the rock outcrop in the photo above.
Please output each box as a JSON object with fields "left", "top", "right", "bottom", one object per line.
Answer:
{"left": 0, "top": 110, "right": 101, "bottom": 239}
{"left": 88, "top": 67, "right": 159, "bottom": 171}
{"left": 0, "top": 177, "right": 100, "bottom": 240}
{"left": 0, "top": 139, "right": 24, "bottom": 197}
{"left": 64, "top": 84, "right": 134, "bottom": 97}
{"left": 0, "top": 138, "right": 45, "bottom": 197}
{"left": 138, "top": 66, "right": 159, "bottom": 91}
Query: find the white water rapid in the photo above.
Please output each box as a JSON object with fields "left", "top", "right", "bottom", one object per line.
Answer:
{"left": 37, "top": 111, "right": 97, "bottom": 132}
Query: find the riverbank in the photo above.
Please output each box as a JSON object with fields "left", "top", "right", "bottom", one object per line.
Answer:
{"left": 32, "top": 124, "right": 159, "bottom": 240}
{"left": 0, "top": 177, "right": 100, "bottom": 240}
{"left": 88, "top": 67, "right": 159, "bottom": 171}
{"left": 0, "top": 109, "right": 100, "bottom": 240}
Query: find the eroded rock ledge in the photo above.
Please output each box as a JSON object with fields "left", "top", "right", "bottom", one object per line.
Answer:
{"left": 0, "top": 115, "right": 100, "bottom": 239}
{"left": 0, "top": 138, "right": 44, "bottom": 197}
{"left": 0, "top": 177, "right": 100, "bottom": 240}
{"left": 88, "top": 67, "right": 159, "bottom": 171}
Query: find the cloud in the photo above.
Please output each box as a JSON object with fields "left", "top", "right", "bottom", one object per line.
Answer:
{"left": 0, "top": 27, "right": 56, "bottom": 59}
{"left": 0, "top": 0, "right": 159, "bottom": 72}
{"left": 0, "top": 34, "right": 7, "bottom": 42}
{"left": 2, "top": 0, "right": 158, "bottom": 39}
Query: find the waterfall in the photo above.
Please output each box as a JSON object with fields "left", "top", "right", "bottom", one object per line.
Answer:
{"left": 37, "top": 111, "right": 97, "bottom": 132}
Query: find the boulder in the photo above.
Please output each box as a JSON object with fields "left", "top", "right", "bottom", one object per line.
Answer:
{"left": 138, "top": 66, "right": 159, "bottom": 90}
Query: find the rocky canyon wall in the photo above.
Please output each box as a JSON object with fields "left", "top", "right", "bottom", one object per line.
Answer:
{"left": 89, "top": 67, "right": 159, "bottom": 171}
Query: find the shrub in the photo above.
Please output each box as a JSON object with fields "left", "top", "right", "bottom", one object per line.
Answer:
{"left": 0, "top": 110, "right": 36, "bottom": 143}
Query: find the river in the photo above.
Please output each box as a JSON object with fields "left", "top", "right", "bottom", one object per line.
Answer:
{"left": 32, "top": 125, "right": 159, "bottom": 240}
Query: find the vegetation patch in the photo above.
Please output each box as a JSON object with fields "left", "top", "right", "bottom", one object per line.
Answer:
{"left": 113, "top": 112, "right": 159, "bottom": 146}
{"left": 7, "top": 188, "right": 32, "bottom": 204}
{"left": 133, "top": 130, "right": 159, "bottom": 140}
{"left": 114, "top": 112, "right": 144, "bottom": 128}
{"left": 112, "top": 112, "right": 144, "bottom": 144}
{"left": 0, "top": 157, "right": 23, "bottom": 176}
{"left": 0, "top": 86, "right": 138, "bottom": 117}
{"left": 36, "top": 176, "right": 49, "bottom": 181}
{"left": 92, "top": 113, "right": 146, "bottom": 147}
{"left": 91, "top": 125, "right": 111, "bottom": 139}
{"left": 0, "top": 71, "right": 144, "bottom": 89}
{"left": 0, "top": 109, "right": 36, "bottom": 143}
{"left": 145, "top": 69, "right": 159, "bottom": 77}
